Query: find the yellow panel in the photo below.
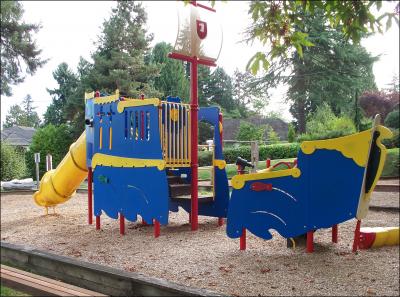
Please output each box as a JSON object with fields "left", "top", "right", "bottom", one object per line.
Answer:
{"left": 84, "top": 91, "right": 95, "bottom": 100}
{"left": 231, "top": 168, "right": 301, "bottom": 190}
{"left": 92, "top": 153, "right": 165, "bottom": 171}
{"left": 94, "top": 89, "right": 120, "bottom": 104}
{"left": 356, "top": 124, "right": 393, "bottom": 219}
{"left": 213, "top": 159, "right": 226, "bottom": 169}
{"left": 117, "top": 98, "right": 160, "bottom": 113}
{"left": 300, "top": 129, "right": 374, "bottom": 167}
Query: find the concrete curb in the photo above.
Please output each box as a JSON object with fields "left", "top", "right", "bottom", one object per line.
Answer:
{"left": 1, "top": 242, "right": 223, "bottom": 297}
{"left": 369, "top": 205, "right": 400, "bottom": 212}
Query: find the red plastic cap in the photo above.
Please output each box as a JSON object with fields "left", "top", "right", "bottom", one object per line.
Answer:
{"left": 358, "top": 231, "right": 376, "bottom": 249}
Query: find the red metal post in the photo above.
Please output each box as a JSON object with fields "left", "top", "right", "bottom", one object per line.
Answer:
{"left": 87, "top": 167, "right": 93, "bottom": 225}
{"left": 352, "top": 220, "right": 361, "bottom": 252}
{"left": 266, "top": 158, "right": 271, "bottom": 169}
{"left": 95, "top": 216, "right": 100, "bottom": 230}
{"left": 217, "top": 112, "right": 224, "bottom": 226}
{"left": 240, "top": 228, "right": 246, "bottom": 250}
{"left": 332, "top": 224, "right": 338, "bottom": 243}
{"left": 142, "top": 218, "right": 148, "bottom": 226}
{"left": 120, "top": 213, "right": 125, "bottom": 235}
{"left": 154, "top": 219, "right": 160, "bottom": 238}
{"left": 190, "top": 59, "right": 199, "bottom": 231}
{"left": 306, "top": 231, "right": 314, "bottom": 253}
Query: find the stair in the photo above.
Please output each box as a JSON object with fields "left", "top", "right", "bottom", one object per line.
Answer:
{"left": 167, "top": 170, "right": 213, "bottom": 203}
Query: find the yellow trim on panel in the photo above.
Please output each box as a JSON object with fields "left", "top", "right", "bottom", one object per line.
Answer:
{"left": 91, "top": 153, "right": 165, "bottom": 170}
{"left": 117, "top": 98, "right": 160, "bottom": 113}
{"left": 231, "top": 168, "right": 301, "bottom": 190}
{"left": 219, "top": 122, "right": 223, "bottom": 133}
{"left": 94, "top": 89, "right": 120, "bottom": 105}
{"left": 84, "top": 91, "right": 95, "bottom": 100}
{"left": 300, "top": 129, "right": 374, "bottom": 167}
{"left": 213, "top": 159, "right": 226, "bottom": 169}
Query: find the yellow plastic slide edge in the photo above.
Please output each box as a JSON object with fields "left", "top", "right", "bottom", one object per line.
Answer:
{"left": 92, "top": 153, "right": 165, "bottom": 171}
{"left": 231, "top": 167, "right": 301, "bottom": 190}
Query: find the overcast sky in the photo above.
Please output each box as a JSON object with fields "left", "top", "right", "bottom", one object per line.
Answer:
{"left": 1, "top": 1, "right": 399, "bottom": 128}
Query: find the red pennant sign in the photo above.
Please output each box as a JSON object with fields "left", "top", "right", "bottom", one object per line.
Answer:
{"left": 196, "top": 20, "right": 207, "bottom": 39}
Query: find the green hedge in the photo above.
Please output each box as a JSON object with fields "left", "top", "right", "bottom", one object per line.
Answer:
{"left": 0, "top": 141, "right": 27, "bottom": 181}
{"left": 382, "top": 148, "right": 399, "bottom": 177}
{"left": 198, "top": 143, "right": 301, "bottom": 166}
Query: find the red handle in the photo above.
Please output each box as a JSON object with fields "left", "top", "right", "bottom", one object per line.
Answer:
{"left": 250, "top": 182, "right": 272, "bottom": 192}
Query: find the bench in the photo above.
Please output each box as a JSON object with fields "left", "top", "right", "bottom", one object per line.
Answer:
{"left": 1, "top": 264, "right": 107, "bottom": 296}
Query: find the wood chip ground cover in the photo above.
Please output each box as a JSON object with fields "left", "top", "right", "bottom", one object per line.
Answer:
{"left": 1, "top": 193, "right": 399, "bottom": 296}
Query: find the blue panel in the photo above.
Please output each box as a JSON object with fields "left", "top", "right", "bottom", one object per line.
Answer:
{"left": 93, "top": 101, "right": 162, "bottom": 160}
{"left": 93, "top": 166, "right": 169, "bottom": 224}
{"left": 302, "top": 150, "right": 364, "bottom": 228}
{"left": 226, "top": 149, "right": 365, "bottom": 240}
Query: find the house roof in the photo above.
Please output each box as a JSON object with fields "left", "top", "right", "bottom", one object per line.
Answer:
{"left": 1, "top": 126, "right": 36, "bottom": 147}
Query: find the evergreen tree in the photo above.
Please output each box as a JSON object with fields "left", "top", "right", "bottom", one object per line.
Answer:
{"left": 204, "top": 67, "right": 233, "bottom": 111}
{"left": 4, "top": 94, "right": 40, "bottom": 128}
{"left": 255, "top": 10, "right": 377, "bottom": 133}
{"left": 44, "top": 63, "right": 79, "bottom": 126}
{"left": 1, "top": 1, "right": 47, "bottom": 96}
{"left": 87, "top": 1, "right": 159, "bottom": 97}
{"left": 149, "top": 42, "right": 189, "bottom": 101}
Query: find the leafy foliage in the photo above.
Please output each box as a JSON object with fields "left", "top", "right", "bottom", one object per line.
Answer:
{"left": 246, "top": 0, "right": 399, "bottom": 73}
{"left": 265, "top": 124, "right": 280, "bottom": 144}
{"left": 297, "top": 103, "right": 356, "bottom": 141}
{"left": 1, "top": 1, "right": 47, "bottom": 96}
{"left": 382, "top": 129, "right": 399, "bottom": 149}
{"left": 26, "top": 124, "right": 74, "bottom": 179}
{"left": 287, "top": 123, "right": 296, "bottom": 143}
{"left": 381, "top": 148, "right": 399, "bottom": 177}
{"left": 385, "top": 109, "right": 399, "bottom": 129}
{"left": 254, "top": 9, "right": 377, "bottom": 132}
{"left": 3, "top": 94, "right": 40, "bottom": 128}
{"left": 0, "top": 141, "right": 27, "bottom": 181}
{"left": 236, "top": 122, "right": 265, "bottom": 142}
{"left": 359, "top": 90, "right": 399, "bottom": 121}
{"left": 198, "top": 143, "right": 300, "bottom": 167}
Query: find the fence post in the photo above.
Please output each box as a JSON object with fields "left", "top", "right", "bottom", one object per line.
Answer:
{"left": 250, "top": 141, "right": 259, "bottom": 173}
{"left": 46, "top": 154, "right": 53, "bottom": 171}
{"left": 34, "top": 153, "right": 40, "bottom": 189}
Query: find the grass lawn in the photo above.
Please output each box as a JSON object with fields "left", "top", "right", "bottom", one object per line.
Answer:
{"left": 0, "top": 285, "right": 30, "bottom": 296}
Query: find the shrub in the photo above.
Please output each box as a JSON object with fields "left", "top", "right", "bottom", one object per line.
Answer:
{"left": 266, "top": 124, "right": 280, "bottom": 144}
{"left": 222, "top": 143, "right": 300, "bottom": 164}
{"left": 236, "top": 122, "right": 265, "bottom": 142}
{"left": 0, "top": 141, "right": 27, "bottom": 181}
{"left": 198, "top": 150, "right": 213, "bottom": 167}
{"left": 26, "top": 124, "right": 74, "bottom": 179}
{"left": 382, "top": 129, "right": 399, "bottom": 149}
{"left": 298, "top": 103, "right": 356, "bottom": 141}
{"left": 287, "top": 124, "right": 296, "bottom": 143}
{"left": 382, "top": 148, "right": 399, "bottom": 177}
{"left": 384, "top": 109, "right": 399, "bottom": 129}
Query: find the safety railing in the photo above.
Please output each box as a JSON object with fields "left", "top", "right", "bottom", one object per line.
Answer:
{"left": 159, "top": 101, "right": 191, "bottom": 168}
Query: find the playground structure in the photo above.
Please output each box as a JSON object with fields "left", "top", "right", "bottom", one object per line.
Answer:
{"left": 32, "top": 1, "right": 397, "bottom": 253}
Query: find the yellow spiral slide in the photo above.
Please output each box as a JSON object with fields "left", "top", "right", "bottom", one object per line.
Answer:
{"left": 33, "top": 132, "right": 87, "bottom": 208}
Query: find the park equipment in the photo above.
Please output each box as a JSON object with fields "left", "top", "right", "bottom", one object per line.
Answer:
{"left": 358, "top": 227, "right": 399, "bottom": 249}
{"left": 226, "top": 115, "right": 393, "bottom": 252}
